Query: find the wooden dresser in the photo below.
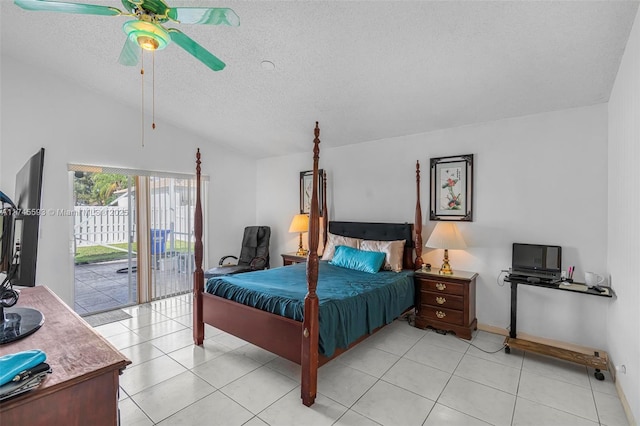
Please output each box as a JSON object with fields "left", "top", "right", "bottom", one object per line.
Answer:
{"left": 0, "top": 286, "right": 131, "bottom": 425}
{"left": 414, "top": 269, "right": 478, "bottom": 340}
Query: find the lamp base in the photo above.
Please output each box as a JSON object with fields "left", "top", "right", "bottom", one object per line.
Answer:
{"left": 296, "top": 249, "right": 309, "bottom": 257}
{"left": 439, "top": 249, "right": 454, "bottom": 275}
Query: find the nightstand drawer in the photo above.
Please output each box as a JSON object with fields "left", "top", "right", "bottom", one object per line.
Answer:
{"left": 420, "top": 291, "right": 464, "bottom": 310}
{"left": 421, "top": 305, "right": 464, "bottom": 325}
{"left": 418, "top": 278, "right": 465, "bottom": 296}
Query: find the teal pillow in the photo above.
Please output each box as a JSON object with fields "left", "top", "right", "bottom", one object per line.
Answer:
{"left": 330, "top": 245, "right": 386, "bottom": 274}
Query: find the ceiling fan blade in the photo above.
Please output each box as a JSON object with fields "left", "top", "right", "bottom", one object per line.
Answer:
{"left": 14, "top": 0, "right": 122, "bottom": 16}
{"left": 167, "top": 29, "right": 225, "bottom": 72}
{"left": 167, "top": 7, "right": 239, "bottom": 26}
{"left": 118, "top": 36, "right": 140, "bottom": 66}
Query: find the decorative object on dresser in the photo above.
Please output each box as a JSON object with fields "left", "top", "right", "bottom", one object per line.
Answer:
{"left": 414, "top": 269, "right": 477, "bottom": 339}
{"left": 430, "top": 154, "right": 474, "bottom": 221}
{"left": 289, "top": 214, "right": 310, "bottom": 256}
{"left": 281, "top": 252, "right": 307, "bottom": 266}
{"left": 425, "top": 222, "right": 467, "bottom": 275}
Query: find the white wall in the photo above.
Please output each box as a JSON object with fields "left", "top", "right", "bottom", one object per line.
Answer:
{"left": 1, "top": 56, "right": 257, "bottom": 306}
{"left": 257, "top": 104, "right": 610, "bottom": 348}
{"left": 607, "top": 5, "right": 640, "bottom": 422}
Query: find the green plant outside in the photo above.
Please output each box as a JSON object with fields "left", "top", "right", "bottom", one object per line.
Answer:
{"left": 75, "top": 240, "right": 194, "bottom": 264}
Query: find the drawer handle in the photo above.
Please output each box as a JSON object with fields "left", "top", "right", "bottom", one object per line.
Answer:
{"left": 436, "top": 311, "right": 446, "bottom": 319}
{"left": 435, "top": 283, "right": 447, "bottom": 291}
{"left": 436, "top": 296, "right": 446, "bottom": 305}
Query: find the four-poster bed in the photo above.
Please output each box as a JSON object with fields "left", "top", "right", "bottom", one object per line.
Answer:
{"left": 192, "top": 122, "right": 423, "bottom": 406}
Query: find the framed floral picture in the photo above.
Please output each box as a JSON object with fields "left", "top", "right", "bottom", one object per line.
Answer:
{"left": 300, "top": 169, "right": 324, "bottom": 216}
{"left": 429, "top": 154, "right": 474, "bottom": 221}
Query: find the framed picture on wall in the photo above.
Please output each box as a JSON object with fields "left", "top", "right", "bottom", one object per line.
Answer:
{"left": 430, "top": 154, "right": 474, "bottom": 221}
{"left": 300, "top": 169, "right": 324, "bottom": 216}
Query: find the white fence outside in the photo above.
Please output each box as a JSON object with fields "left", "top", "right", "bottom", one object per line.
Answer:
{"left": 74, "top": 206, "right": 194, "bottom": 248}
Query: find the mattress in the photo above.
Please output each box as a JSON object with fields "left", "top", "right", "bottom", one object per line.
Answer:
{"left": 206, "top": 261, "right": 415, "bottom": 357}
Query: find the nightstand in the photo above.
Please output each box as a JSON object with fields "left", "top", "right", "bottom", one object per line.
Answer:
{"left": 281, "top": 253, "right": 307, "bottom": 266}
{"left": 413, "top": 269, "right": 478, "bottom": 340}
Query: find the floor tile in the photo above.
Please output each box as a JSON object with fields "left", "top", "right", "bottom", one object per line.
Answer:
{"left": 404, "top": 337, "right": 465, "bottom": 373}
{"left": 423, "top": 403, "right": 492, "bottom": 426}
{"left": 419, "top": 329, "right": 471, "bottom": 354}
{"left": 156, "top": 391, "right": 253, "bottom": 426}
{"left": 118, "top": 341, "right": 166, "bottom": 366}
{"left": 148, "top": 328, "right": 195, "bottom": 353}
{"left": 168, "top": 338, "right": 231, "bottom": 369}
{"left": 93, "top": 321, "right": 131, "bottom": 338}
{"left": 593, "top": 390, "right": 629, "bottom": 426}
{"left": 120, "top": 311, "right": 171, "bottom": 330}
{"left": 209, "top": 332, "right": 249, "bottom": 350}
{"left": 438, "top": 375, "right": 516, "bottom": 426}
{"left": 265, "top": 356, "right": 301, "bottom": 381}
{"left": 317, "top": 361, "right": 378, "bottom": 407}
{"left": 517, "top": 370, "right": 598, "bottom": 422}
{"left": 118, "top": 398, "right": 154, "bottom": 426}
{"left": 351, "top": 380, "right": 434, "bottom": 426}
{"left": 231, "top": 343, "right": 278, "bottom": 365}
{"left": 512, "top": 397, "right": 599, "bottom": 425}
{"left": 466, "top": 342, "right": 524, "bottom": 370}
{"left": 134, "top": 319, "right": 188, "bottom": 340}
{"left": 131, "top": 371, "right": 215, "bottom": 423}
{"left": 335, "top": 344, "right": 400, "bottom": 378}
{"left": 106, "top": 330, "right": 146, "bottom": 350}
{"left": 243, "top": 417, "right": 269, "bottom": 426}
{"left": 258, "top": 387, "right": 348, "bottom": 426}
{"left": 120, "top": 355, "right": 188, "bottom": 395}
{"left": 522, "top": 352, "right": 591, "bottom": 389}
{"left": 454, "top": 353, "right": 521, "bottom": 394}
{"left": 221, "top": 365, "right": 298, "bottom": 414}
{"left": 192, "top": 352, "right": 262, "bottom": 388}
{"left": 381, "top": 357, "right": 451, "bottom": 401}
{"left": 360, "top": 325, "right": 423, "bottom": 356}
{"left": 334, "top": 410, "right": 382, "bottom": 426}
{"left": 587, "top": 367, "right": 618, "bottom": 396}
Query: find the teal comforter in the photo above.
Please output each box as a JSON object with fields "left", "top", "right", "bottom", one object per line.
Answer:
{"left": 206, "top": 262, "right": 415, "bottom": 357}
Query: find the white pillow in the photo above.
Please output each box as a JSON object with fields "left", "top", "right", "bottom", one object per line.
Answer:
{"left": 321, "top": 233, "right": 362, "bottom": 261}
{"left": 360, "top": 239, "right": 406, "bottom": 272}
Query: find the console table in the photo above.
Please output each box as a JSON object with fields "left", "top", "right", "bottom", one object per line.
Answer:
{"left": 504, "top": 276, "right": 613, "bottom": 380}
{"left": 0, "top": 286, "right": 131, "bottom": 425}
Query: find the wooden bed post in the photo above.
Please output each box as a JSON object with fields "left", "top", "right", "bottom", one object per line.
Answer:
{"left": 301, "top": 122, "right": 321, "bottom": 406}
{"left": 322, "top": 170, "right": 328, "bottom": 252}
{"left": 193, "top": 149, "right": 205, "bottom": 345}
{"left": 414, "top": 160, "right": 423, "bottom": 268}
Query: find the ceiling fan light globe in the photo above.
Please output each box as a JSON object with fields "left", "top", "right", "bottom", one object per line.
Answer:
{"left": 137, "top": 36, "right": 159, "bottom": 51}
{"left": 122, "top": 20, "right": 170, "bottom": 51}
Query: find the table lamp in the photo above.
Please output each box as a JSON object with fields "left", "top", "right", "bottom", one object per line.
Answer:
{"left": 289, "top": 214, "right": 309, "bottom": 256}
{"left": 425, "top": 222, "right": 467, "bottom": 275}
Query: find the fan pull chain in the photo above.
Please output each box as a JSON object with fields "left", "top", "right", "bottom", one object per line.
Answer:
{"left": 140, "top": 50, "right": 145, "bottom": 147}
{"left": 152, "top": 50, "right": 156, "bottom": 130}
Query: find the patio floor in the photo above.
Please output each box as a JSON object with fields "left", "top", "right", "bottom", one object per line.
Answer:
{"left": 74, "top": 258, "right": 193, "bottom": 316}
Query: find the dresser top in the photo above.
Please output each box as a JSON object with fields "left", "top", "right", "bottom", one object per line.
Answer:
{"left": 414, "top": 269, "right": 478, "bottom": 281}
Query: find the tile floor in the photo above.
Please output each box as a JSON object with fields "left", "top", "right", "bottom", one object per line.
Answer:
{"left": 94, "top": 295, "right": 630, "bottom": 426}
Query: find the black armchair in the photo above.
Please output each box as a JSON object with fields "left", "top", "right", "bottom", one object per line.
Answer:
{"left": 204, "top": 226, "right": 271, "bottom": 279}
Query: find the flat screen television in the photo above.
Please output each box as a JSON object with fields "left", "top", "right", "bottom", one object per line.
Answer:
{"left": 511, "top": 242, "right": 562, "bottom": 281}
{"left": 0, "top": 148, "right": 45, "bottom": 344}
{"left": 9, "top": 148, "right": 46, "bottom": 287}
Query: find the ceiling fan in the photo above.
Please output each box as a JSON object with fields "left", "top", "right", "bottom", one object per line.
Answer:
{"left": 14, "top": 0, "right": 239, "bottom": 71}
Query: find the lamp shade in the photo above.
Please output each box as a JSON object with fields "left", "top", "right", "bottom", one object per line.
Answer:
{"left": 425, "top": 222, "right": 467, "bottom": 250}
{"left": 288, "top": 214, "right": 309, "bottom": 233}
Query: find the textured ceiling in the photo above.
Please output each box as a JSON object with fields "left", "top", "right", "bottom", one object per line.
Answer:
{"left": 1, "top": 1, "right": 638, "bottom": 158}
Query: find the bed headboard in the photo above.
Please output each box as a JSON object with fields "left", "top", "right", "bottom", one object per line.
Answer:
{"left": 328, "top": 221, "right": 415, "bottom": 270}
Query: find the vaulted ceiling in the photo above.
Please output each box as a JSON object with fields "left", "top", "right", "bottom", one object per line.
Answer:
{"left": 1, "top": 1, "right": 637, "bottom": 158}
